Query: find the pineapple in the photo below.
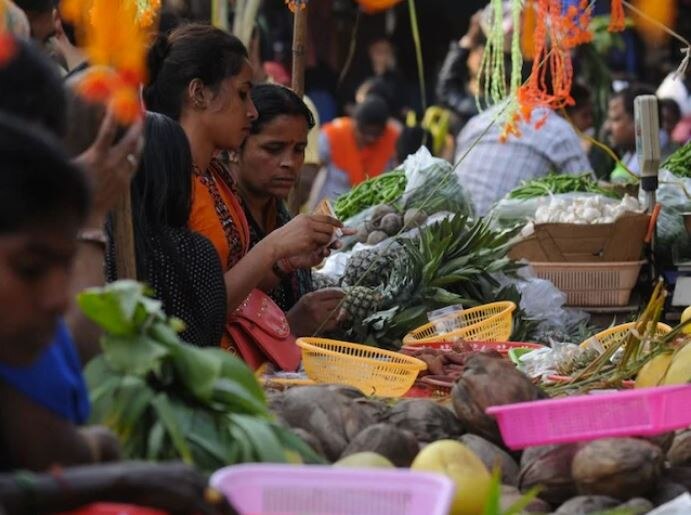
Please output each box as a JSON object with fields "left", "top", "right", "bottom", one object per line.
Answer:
{"left": 342, "top": 242, "right": 405, "bottom": 288}
{"left": 312, "top": 272, "right": 339, "bottom": 290}
{"left": 342, "top": 286, "right": 384, "bottom": 323}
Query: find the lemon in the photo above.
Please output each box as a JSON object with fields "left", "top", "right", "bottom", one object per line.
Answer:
{"left": 681, "top": 306, "right": 691, "bottom": 334}
{"left": 411, "top": 440, "right": 490, "bottom": 515}
{"left": 334, "top": 452, "right": 394, "bottom": 469}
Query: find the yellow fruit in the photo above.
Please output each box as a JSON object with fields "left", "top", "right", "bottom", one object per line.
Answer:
{"left": 636, "top": 353, "right": 674, "bottom": 388}
{"left": 662, "top": 343, "right": 691, "bottom": 385}
{"left": 334, "top": 452, "right": 394, "bottom": 469}
{"left": 681, "top": 306, "right": 691, "bottom": 335}
{"left": 411, "top": 440, "right": 491, "bottom": 515}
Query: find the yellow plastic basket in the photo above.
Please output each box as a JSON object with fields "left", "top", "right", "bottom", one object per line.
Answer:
{"left": 579, "top": 322, "right": 673, "bottom": 349}
{"left": 402, "top": 301, "right": 517, "bottom": 346}
{"left": 296, "top": 338, "right": 427, "bottom": 397}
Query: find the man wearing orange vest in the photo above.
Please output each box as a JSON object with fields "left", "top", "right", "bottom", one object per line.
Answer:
{"left": 315, "top": 95, "right": 400, "bottom": 202}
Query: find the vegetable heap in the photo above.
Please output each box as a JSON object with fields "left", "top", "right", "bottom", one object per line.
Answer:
{"left": 334, "top": 171, "right": 406, "bottom": 220}
{"left": 79, "top": 281, "right": 321, "bottom": 472}
{"left": 334, "top": 214, "right": 519, "bottom": 347}
{"left": 508, "top": 173, "right": 615, "bottom": 200}
{"left": 661, "top": 142, "right": 691, "bottom": 178}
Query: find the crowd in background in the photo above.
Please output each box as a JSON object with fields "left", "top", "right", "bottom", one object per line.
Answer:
{"left": 0, "top": 0, "right": 690, "bottom": 512}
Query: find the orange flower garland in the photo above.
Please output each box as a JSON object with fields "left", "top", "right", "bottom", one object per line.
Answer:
{"left": 285, "top": 0, "right": 307, "bottom": 13}
{"left": 355, "top": 0, "right": 403, "bottom": 14}
{"left": 61, "top": 0, "right": 159, "bottom": 123}
{"left": 502, "top": 0, "right": 594, "bottom": 141}
{"left": 609, "top": 0, "right": 626, "bottom": 32}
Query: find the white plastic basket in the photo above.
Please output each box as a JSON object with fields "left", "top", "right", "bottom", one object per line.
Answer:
{"left": 530, "top": 260, "right": 644, "bottom": 306}
{"left": 210, "top": 464, "right": 454, "bottom": 515}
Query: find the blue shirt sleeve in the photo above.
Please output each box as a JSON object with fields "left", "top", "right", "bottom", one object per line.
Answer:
{"left": 0, "top": 321, "right": 90, "bottom": 424}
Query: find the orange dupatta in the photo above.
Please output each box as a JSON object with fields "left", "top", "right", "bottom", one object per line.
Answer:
{"left": 188, "top": 159, "right": 250, "bottom": 270}
{"left": 322, "top": 117, "right": 400, "bottom": 187}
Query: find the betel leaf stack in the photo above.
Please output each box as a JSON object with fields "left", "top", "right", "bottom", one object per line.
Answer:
{"left": 78, "top": 281, "right": 323, "bottom": 472}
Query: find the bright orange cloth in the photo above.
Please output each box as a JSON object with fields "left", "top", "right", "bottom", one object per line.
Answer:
{"left": 322, "top": 117, "right": 399, "bottom": 187}
{"left": 188, "top": 160, "right": 251, "bottom": 353}
{"left": 188, "top": 160, "right": 250, "bottom": 270}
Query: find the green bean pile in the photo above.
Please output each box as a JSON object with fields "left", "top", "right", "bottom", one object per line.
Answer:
{"left": 662, "top": 143, "right": 691, "bottom": 178}
{"left": 334, "top": 170, "right": 407, "bottom": 220}
{"left": 508, "top": 173, "right": 613, "bottom": 199}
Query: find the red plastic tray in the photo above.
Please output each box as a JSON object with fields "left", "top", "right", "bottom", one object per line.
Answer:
{"left": 401, "top": 341, "right": 543, "bottom": 356}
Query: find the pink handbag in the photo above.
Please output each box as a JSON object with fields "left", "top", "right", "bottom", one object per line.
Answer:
{"left": 226, "top": 289, "right": 301, "bottom": 371}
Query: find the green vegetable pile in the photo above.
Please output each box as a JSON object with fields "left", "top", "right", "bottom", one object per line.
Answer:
{"left": 334, "top": 171, "right": 406, "bottom": 220}
{"left": 403, "top": 162, "right": 473, "bottom": 217}
{"left": 508, "top": 173, "right": 614, "bottom": 199}
{"left": 662, "top": 142, "right": 691, "bottom": 178}
{"left": 346, "top": 215, "right": 519, "bottom": 347}
{"left": 79, "top": 281, "right": 322, "bottom": 472}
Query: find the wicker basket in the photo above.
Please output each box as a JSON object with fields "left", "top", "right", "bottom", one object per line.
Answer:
{"left": 579, "top": 321, "right": 672, "bottom": 349}
{"left": 402, "top": 301, "right": 516, "bottom": 346}
{"left": 530, "top": 260, "right": 645, "bottom": 307}
{"left": 296, "top": 338, "right": 427, "bottom": 397}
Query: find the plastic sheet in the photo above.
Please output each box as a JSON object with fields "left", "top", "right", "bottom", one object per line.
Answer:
{"left": 494, "top": 268, "right": 590, "bottom": 344}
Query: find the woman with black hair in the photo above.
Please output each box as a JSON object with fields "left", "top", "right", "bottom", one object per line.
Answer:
{"left": 108, "top": 112, "right": 227, "bottom": 347}
{"left": 144, "top": 25, "right": 344, "bottom": 360}
{"left": 234, "top": 84, "right": 344, "bottom": 337}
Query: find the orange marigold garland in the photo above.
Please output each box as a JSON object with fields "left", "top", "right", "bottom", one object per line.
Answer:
{"left": 355, "top": 0, "right": 403, "bottom": 14}
{"left": 609, "top": 0, "right": 626, "bottom": 32}
{"left": 503, "top": 0, "right": 594, "bottom": 141}
{"left": 61, "top": 0, "right": 159, "bottom": 123}
{"left": 285, "top": 0, "right": 307, "bottom": 13}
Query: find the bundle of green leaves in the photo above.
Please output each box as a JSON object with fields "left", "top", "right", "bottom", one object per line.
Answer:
{"left": 79, "top": 281, "right": 322, "bottom": 472}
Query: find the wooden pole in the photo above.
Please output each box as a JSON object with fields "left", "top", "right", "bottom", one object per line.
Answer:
{"left": 291, "top": 4, "right": 308, "bottom": 96}
{"left": 288, "top": 3, "right": 308, "bottom": 214}
{"left": 112, "top": 192, "right": 137, "bottom": 279}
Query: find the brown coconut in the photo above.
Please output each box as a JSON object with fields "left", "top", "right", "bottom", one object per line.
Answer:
{"left": 643, "top": 432, "right": 676, "bottom": 454}
{"left": 619, "top": 498, "right": 655, "bottom": 514}
{"left": 650, "top": 480, "right": 689, "bottom": 507}
{"left": 668, "top": 430, "right": 691, "bottom": 467}
{"left": 519, "top": 444, "right": 584, "bottom": 507}
{"left": 290, "top": 428, "right": 326, "bottom": 457}
{"left": 384, "top": 399, "right": 464, "bottom": 443}
{"left": 460, "top": 434, "right": 520, "bottom": 486}
{"left": 572, "top": 438, "right": 663, "bottom": 500}
{"left": 499, "top": 485, "right": 552, "bottom": 513}
{"left": 452, "top": 354, "right": 547, "bottom": 445}
{"left": 554, "top": 495, "right": 620, "bottom": 514}
{"left": 341, "top": 423, "right": 420, "bottom": 467}
{"left": 279, "top": 386, "right": 375, "bottom": 461}
{"left": 664, "top": 466, "right": 691, "bottom": 491}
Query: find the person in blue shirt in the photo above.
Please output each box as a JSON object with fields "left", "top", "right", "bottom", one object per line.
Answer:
{"left": 0, "top": 113, "right": 120, "bottom": 471}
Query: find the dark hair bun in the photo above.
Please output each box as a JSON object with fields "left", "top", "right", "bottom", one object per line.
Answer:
{"left": 147, "top": 33, "right": 171, "bottom": 86}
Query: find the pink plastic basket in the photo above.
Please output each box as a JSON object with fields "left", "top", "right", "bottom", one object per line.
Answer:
{"left": 486, "top": 385, "right": 691, "bottom": 450}
{"left": 210, "top": 464, "right": 454, "bottom": 515}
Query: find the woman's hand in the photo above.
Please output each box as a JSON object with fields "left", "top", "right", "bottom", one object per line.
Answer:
{"left": 72, "top": 109, "right": 144, "bottom": 227}
{"left": 269, "top": 214, "right": 342, "bottom": 260}
{"left": 287, "top": 288, "right": 345, "bottom": 337}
